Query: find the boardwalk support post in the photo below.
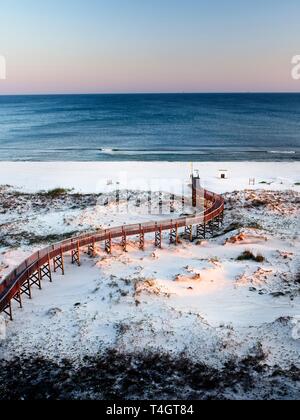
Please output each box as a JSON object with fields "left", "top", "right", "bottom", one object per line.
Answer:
{"left": 13, "top": 290, "right": 22, "bottom": 309}
{"left": 3, "top": 301, "right": 13, "bottom": 321}
{"left": 29, "top": 270, "right": 42, "bottom": 290}
{"left": 72, "top": 241, "right": 81, "bottom": 266}
{"left": 39, "top": 254, "right": 52, "bottom": 283}
{"left": 155, "top": 224, "right": 162, "bottom": 249}
{"left": 170, "top": 223, "right": 179, "bottom": 245}
{"left": 105, "top": 232, "right": 112, "bottom": 254}
{"left": 185, "top": 225, "right": 193, "bottom": 242}
{"left": 209, "top": 218, "right": 219, "bottom": 236}
{"left": 21, "top": 277, "right": 32, "bottom": 299}
{"left": 121, "top": 228, "right": 127, "bottom": 252}
{"left": 196, "top": 223, "right": 206, "bottom": 239}
{"left": 54, "top": 247, "right": 65, "bottom": 275}
{"left": 88, "top": 238, "right": 96, "bottom": 258}
{"left": 139, "top": 225, "right": 145, "bottom": 251}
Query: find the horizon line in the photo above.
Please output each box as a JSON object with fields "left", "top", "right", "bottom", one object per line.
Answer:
{"left": 1, "top": 91, "right": 300, "bottom": 97}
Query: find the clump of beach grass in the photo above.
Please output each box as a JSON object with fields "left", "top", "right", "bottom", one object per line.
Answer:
{"left": 237, "top": 250, "right": 265, "bottom": 263}
{"left": 43, "top": 188, "right": 71, "bottom": 198}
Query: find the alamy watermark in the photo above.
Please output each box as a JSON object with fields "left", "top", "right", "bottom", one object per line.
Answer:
{"left": 0, "top": 55, "right": 6, "bottom": 80}
{"left": 291, "top": 55, "right": 300, "bottom": 80}
{"left": 94, "top": 173, "right": 205, "bottom": 217}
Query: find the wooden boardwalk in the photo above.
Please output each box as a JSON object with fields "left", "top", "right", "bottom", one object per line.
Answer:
{"left": 0, "top": 177, "right": 224, "bottom": 321}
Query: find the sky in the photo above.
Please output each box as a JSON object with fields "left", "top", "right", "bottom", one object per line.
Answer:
{"left": 0, "top": 0, "right": 300, "bottom": 94}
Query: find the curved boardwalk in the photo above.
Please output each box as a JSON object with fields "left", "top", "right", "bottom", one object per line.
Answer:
{"left": 0, "top": 177, "right": 224, "bottom": 321}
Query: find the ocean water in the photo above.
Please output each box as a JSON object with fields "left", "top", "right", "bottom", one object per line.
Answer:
{"left": 0, "top": 93, "right": 299, "bottom": 162}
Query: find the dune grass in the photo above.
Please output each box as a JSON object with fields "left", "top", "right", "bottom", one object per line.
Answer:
{"left": 237, "top": 250, "right": 265, "bottom": 263}
{"left": 43, "top": 188, "right": 71, "bottom": 198}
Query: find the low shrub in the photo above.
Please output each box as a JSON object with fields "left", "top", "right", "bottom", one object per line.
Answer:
{"left": 44, "top": 188, "right": 71, "bottom": 198}
{"left": 237, "top": 250, "right": 265, "bottom": 263}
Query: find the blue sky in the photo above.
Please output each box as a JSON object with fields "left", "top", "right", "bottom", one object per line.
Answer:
{"left": 0, "top": 0, "right": 299, "bottom": 94}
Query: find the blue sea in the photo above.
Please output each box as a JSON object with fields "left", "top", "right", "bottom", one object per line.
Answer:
{"left": 0, "top": 93, "right": 299, "bottom": 161}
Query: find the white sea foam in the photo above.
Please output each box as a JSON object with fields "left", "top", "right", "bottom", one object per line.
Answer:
{"left": 100, "top": 148, "right": 116, "bottom": 154}
{"left": 99, "top": 150, "right": 207, "bottom": 155}
{"left": 268, "top": 150, "right": 296, "bottom": 155}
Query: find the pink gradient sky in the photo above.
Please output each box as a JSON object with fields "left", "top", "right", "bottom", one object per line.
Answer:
{"left": 0, "top": 0, "right": 299, "bottom": 94}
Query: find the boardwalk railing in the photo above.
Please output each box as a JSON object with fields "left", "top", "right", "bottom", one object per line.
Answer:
{"left": 0, "top": 178, "right": 224, "bottom": 320}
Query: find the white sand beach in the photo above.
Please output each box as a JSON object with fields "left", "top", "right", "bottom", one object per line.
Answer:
{"left": 0, "top": 161, "right": 299, "bottom": 194}
{"left": 0, "top": 161, "right": 299, "bottom": 399}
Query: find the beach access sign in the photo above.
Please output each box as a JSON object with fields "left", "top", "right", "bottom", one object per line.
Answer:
{"left": 0, "top": 55, "right": 6, "bottom": 80}
{"left": 292, "top": 55, "right": 300, "bottom": 80}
